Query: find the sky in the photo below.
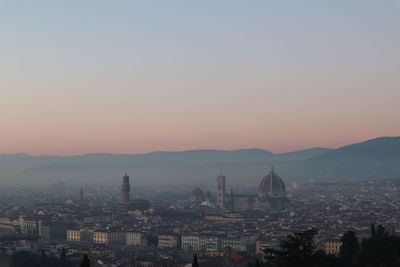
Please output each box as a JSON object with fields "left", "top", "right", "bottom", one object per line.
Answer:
{"left": 0, "top": 0, "right": 399, "bottom": 156}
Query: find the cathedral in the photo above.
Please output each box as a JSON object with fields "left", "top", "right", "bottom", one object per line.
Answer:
{"left": 216, "top": 166, "right": 289, "bottom": 211}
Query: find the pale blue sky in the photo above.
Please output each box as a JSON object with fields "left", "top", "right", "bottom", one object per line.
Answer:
{"left": 0, "top": 0, "right": 399, "bottom": 155}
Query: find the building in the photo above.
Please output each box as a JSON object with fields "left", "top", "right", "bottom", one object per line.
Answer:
{"left": 324, "top": 240, "right": 342, "bottom": 255}
{"left": 221, "top": 234, "right": 255, "bottom": 252}
{"left": 67, "top": 229, "right": 94, "bottom": 244}
{"left": 256, "top": 240, "right": 267, "bottom": 255}
{"left": 219, "top": 165, "right": 289, "bottom": 211}
{"left": 19, "top": 216, "right": 39, "bottom": 237}
{"left": 93, "top": 230, "right": 126, "bottom": 246}
{"left": 121, "top": 173, "right": 131, "bottom": 204}
{"left": 216, "top": 175, "right": 226, "bottom": 209}
{"left": 199, "top": 235, "right": 221, "bottom": 252}
{"left": 126, "top": 231, "right": 143, "bottom": 246}
{"left": 205, "top": 215, "right": 244, "bottom": 222}
{"left": 116, "top": 173, "right": 151, "bottom": 214}
{"left": 181, "top": 234, "right": 224, "bottom": 252}
{"left": 181, "top": 235, "right": 201, "bottom": 251}
{"left": 191, "top": 188, "right": 205, "bottom": 202}
{"left": 108, "top": 231, "right": 126, "bottom": 246}
{"left": 81, "top": 229, "right": 94, "bottom": 244}
{"left": 158, "top": 234, "right": 180, "bottom": 249}
{"left": 82, "top": 213, "right": 111, "bottom": 224}
{"left": 67, "top": 229, "right": 81, "bottom": 242}
{"left": 258, "top": 165, "right": 289, "bottom": 210}
{"left": 93, "top": 231, "right": 108, "bottom": 245}
{"left": 39, "top": 221, "right": 67, "bottom": 241}
{"left": 76, "top": 186, "right": 89, "bottom": 206}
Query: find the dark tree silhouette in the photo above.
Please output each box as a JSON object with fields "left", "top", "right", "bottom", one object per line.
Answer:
{"left": 6, "top": 251, "right": 71, "bottom": 267}
{"left": 80, "top": 254, "right": 90, "bottom": 267}
{"left": 354, "top": 225, "right": 400, "bottom": 267}
{"left": 376, "top": 224, "right": 387, "bottom": 235}
{"left": 371, "top": 223, "right": 376, "bottom": 236}
{"left": 248, "top": 259, "right": 262, "bottom": 267}
{"left": 60, "top": 247, "right": 69, "bottom": 267}
{"left": 192, "top": 254, "right": 199, "bottom": 267}
{"left": 264, "top": 229, "right": 338, "bottom": 267}
{"left": 60, "top": 248, "right": 66, "bottom": 260}
{"left": 339, "top": 231, "right": 359, "bottom": 267}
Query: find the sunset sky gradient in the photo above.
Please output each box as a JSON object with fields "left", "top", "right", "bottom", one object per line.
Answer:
{"left": 1, "top": 0, "right": 399, "bottom": 155}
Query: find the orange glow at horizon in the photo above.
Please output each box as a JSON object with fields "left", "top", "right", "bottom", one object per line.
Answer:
{"left": 1, "top": 1, "right": 399, "bottom": 156}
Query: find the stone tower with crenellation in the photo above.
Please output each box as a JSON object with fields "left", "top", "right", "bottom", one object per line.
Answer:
{"left": 121, "top": 173, "right": 131, "bottom": 204}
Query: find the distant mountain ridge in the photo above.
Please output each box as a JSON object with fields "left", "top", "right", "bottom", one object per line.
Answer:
{"left": 0, "top": 137, "right": 399, "bottom": 186}
{"left": 310, "top": 137, "right": 400, "bottom": 161}
{"left": 291, "top": 136, "right": 400, "bottom": 181}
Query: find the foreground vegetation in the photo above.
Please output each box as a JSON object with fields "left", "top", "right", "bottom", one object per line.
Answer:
{"left": 251, "top": 224, "right": 400, "bottom": 267}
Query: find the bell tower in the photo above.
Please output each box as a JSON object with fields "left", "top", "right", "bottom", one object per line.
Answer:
{"left": 121, "top": 173, "right": 131, "bottom": 204}
{"left": 216, "top": 174, "right": 226, "bottom": 209}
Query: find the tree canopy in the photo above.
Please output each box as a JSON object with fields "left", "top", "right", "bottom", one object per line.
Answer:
{"left": 263, "top": 229, "right": 338, "bottom": 267}
{"left": 354, "top": 225, "right": 400, "bottom": 267}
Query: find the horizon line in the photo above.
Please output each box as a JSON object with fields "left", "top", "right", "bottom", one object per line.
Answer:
{"left": 1, "top": 135, "right": 398, "bottom": 158}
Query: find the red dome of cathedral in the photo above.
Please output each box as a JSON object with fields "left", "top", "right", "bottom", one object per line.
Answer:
{"left": 258, "top": 166, "right": 286, "bottom": 198}
{"left": 191, "top": 187, "right": 205, "bottom": 202}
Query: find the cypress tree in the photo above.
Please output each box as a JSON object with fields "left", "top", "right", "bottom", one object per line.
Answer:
{"left": 370, "top": 223, "right": 376, "bottom": 236}
{"left": 339, "top": 231, "right": 359, "bottom": 267}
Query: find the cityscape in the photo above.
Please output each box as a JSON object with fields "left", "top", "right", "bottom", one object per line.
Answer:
{"left": 0, "top": 159, "right": 399, "bottom": 266}
{"left": 1, "top": 0, "right": 400, "bottom": 266}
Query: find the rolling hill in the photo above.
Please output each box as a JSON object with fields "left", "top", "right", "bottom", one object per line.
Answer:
{"left": 0, "top": 137, "right": 399, "bottom": 186}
